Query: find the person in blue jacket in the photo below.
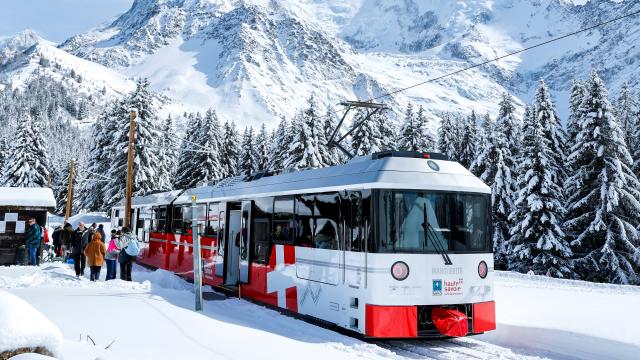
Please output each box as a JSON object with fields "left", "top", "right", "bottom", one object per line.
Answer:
{"left": 25, "top": 218, "right": 42, "bottom": 266}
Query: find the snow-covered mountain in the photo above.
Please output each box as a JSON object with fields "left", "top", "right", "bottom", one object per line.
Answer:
{"left": 56, "top": 0, "right": 524, "bottom": 126}
{"left": 0, "top": 30, "right": 134, "bottom": 126}
{"left": 2, "top": 0, "right": 639, "bottom": 127}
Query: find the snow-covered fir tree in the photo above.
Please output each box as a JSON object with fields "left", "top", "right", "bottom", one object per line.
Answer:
{"left": 0, "top": 136, "right": 9, "bottom": 176}
{"left": 323, "top": 108, "right": 343, "bottom": 165}
{"left": 437, "top": 112, "right": 458, "bottom": 160}
{"left": 220, "top": 121, "right": 241, "bottom": 177}
{"left": 480, "top": 112, "right": 493, "bottom": 142}
{"left": 284, "top": 98, "right": 327, "bottom": 169}
{"left": 470, "top": 93, "right": 518, "bottom": 269}
{"left": 350, "top": 108, "right": 384, "bottom": 156}
{"left": 534, "top": 80, "right": 567, "bottom": 184}
{"left": 174, "top": 113, "right": 202, "bottom": 190}
{"left": 82, "top": 106, "right": 114, "bottom": 211}
{"left": 191, "top": 109, "right": 224, "bottom": 184}
{"left": 269, "top": 118, "right": 291, "bottom": 172}
{"left": 614, "top": 83, "right": 637, "bottom": 147}
{"left": 255, "top": 124, "right": 270, "bottom": 171}
{"left": 157, "top": 114, "right": 178, "bottom": 190}
{"left": 102, "top": 79, "right": 163, "bottom": 208}
{"left": 53, "top": 159, "right": 79, "bottom": 215}
{"left": 508, "top": 101, "right": 573, "bottom": 277}
{"left": 2, "top": 113, "right": 51, "bottom": 187}
{"left": 375, "top": 109, "right": 396, "bottom": 152}
{"left": 240, "top": 127, "right": 257, "bottom": 177}
{"left": 632, "top": 100, "right": 640, "bottom": 177}
{"left": 564, "top": 71, "right": 640, "bottom": 285}
{"left": 398, "top": 104, "right": 434, "bottom": 152}
{"left": 567, "top": 79, "right": 586, "bottom": 148}
{"left": 458, "top": 110, "right": 479, "bottom": 169}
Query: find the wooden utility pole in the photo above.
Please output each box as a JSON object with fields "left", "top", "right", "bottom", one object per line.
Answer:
{"left": 64, "top": 159, "right": 75, "bottom": 222}
{"left": 124, "top": 110, "right": 137, "bottom": 229}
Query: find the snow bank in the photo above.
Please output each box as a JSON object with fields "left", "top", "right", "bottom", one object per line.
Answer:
{"left": 0, "top": 289, "right": 62, "bottom": 357}
{"left": 8, "top": 354, "right": 57, "bottom": 360}
{"left": 478, "top": 271, "right": 640, "bottom": 360}
{"left": 0, "top": 187, "right": 55, "bottom": 208}
{"left": 134, "top": 268, "right": 192, "bottom": 292}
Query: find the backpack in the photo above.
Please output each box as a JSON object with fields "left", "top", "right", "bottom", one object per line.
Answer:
{"left": 107, "top": 239, "right": 119, "bottom": 257}
{"left": 35, "top": 224, "right": 42, "bottom": 242}
{"left": 124, "top": 236, "right": 140, "bottom": 257}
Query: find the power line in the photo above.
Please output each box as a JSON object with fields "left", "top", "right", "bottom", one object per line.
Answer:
{"left": 366, "top": 9, "right": 640, "bottom": 102}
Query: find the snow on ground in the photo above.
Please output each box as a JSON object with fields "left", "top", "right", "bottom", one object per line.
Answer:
{"left": 0, "top": 289, "right": 62, "bottom": 357}
{"left": 0, "top": 264, "right": 638, "bottom": 360}
{"left": 477, "top": 272, "right": 640, "bottom": 360}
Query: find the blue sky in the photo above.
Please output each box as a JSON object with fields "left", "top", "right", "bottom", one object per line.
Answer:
{"left": 0, "top": 0, "right": 134, "bottom": 43}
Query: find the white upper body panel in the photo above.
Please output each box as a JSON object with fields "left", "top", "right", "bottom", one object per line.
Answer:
{"left": 174, "top": 155, "right": 489, "bottom": 205}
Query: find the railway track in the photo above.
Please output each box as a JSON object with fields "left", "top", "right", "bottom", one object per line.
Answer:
{"left": 372, "top": 338, "right": 546, "bottom": 360}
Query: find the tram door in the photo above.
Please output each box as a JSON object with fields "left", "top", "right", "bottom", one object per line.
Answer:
{"left": 225, "top": 210, "right": 242, "bottom": 286}
{"left": 239, "top": 201, "right": 252, "bottom": 283}
{"left": 344, "top": 191, "right": 366, "bottom": 288}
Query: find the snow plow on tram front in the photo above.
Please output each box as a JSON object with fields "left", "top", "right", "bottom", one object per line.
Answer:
{"left": 111, "top": 150, "right": 496, "bottom": 338}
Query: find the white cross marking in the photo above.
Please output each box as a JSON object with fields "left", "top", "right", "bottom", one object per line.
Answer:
{"left": 267, "top": 245, "right": 297, "bottom": 308}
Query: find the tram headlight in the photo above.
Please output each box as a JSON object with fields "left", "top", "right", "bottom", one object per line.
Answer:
{"left": 391, "top": 261, "right": 410, "bottom": 281}
{"left": 478, "top": 261, "right": 488, "bottom": 279}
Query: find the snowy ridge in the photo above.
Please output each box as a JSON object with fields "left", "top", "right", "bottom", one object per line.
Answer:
{"left": 56, "top": 0, "right": 526, "bottom": 125}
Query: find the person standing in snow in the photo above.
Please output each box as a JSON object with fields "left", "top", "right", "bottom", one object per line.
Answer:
{"left": 60, "top": 223, "right": 74, "bottom": 259}
{"left": 71, "top": 222, "right": 88, "bottom": 277}
{"left": 117, "top": 227, "right": 139, "bottom": 282}
{"left": 527, "top": 266, "right": 535, "bottom": 276}
{"left": 105, "top": 229, "right": 119, "bottom": 281}
{"left": 52, "top": 225, "right": 63, "bottom": 257}
{"left": 84, "top": 232, "right": 106, "bottom": 281}
{"left": 24, "top": 218, "right": 42, "bottom": 266}
{"left": 97, "top": 224, "right": 106, "bottom": 243}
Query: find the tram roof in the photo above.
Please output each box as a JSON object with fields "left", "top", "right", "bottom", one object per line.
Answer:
{"left": 174, "top": 155, "right": 490, "bottom": 205}
{"left": 113, "top": 190, "right": 183, "bottom": 209}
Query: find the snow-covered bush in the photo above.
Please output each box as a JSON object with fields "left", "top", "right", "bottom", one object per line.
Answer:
{"left": 0, "top": 290, "right": 62, "bottom": 359}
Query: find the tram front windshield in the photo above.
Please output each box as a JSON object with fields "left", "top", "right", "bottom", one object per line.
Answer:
{"left": 378, "top": 190, "right": 491, "bottom": 253}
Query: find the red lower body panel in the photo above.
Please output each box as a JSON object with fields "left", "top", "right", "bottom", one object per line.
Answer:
{"left": 473, "top": 301, "right": 496, "bottom": 333}
{"left": 365, "top": 305, "right": 417, "bottom": 338}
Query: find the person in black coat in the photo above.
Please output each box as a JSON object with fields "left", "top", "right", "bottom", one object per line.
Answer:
{"left": 71, "top": 222, "right": 88, "bottom": 278}
{"left": 97, "top": 224, "right": 106, "bottom": 243}
{"left": 52, "top": 226, "right": 63, "bottom": 256}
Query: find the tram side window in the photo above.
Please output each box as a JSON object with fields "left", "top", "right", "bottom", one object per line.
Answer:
{"left": 252, "top": 219, "right": 271, "bottom": 263}
{"left": 350, "top": 194, "right": 363, "bottom": 252}
{"left": 173, "top": 206, "right": 184, "bottom": 234}
{"left": 207, "top": 203, "right": 219, "bottom": 238}
{"left": 313, "top": 193, "right": 339, "bottom": 250}
{"left": 273, "top": 198, "right": 294, "bottom": 243}
{"left": 294, "top": 195, "right": 314, "bottom": 247}
{"left": 152, "top": 207, "right": 167, "bottom": 233}
{"left": 362, "top": 191, "right": 373, "bottom": 252}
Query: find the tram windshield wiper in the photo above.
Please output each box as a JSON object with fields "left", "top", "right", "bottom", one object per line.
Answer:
{"left": 422, "top": 203, "right": 453, "bottom": 265}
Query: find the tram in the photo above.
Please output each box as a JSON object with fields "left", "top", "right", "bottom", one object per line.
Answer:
{"left": 113, "top": 151, "right": 496, "bottom": 338}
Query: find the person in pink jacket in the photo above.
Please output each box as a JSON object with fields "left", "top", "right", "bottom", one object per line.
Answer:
{"left": 105, "top": 229, "right": 119, "bottom": 281}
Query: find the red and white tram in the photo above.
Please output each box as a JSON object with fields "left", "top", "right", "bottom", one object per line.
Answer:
{"left": 114, "top": 151, "right": 496, "bottom": 338}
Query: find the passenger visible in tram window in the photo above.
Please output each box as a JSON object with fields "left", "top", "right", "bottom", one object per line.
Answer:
{"left": 274, "top": 224, "right": 284, "bottom": 240}
{"left": 315, "top": 221, "right": 337, "bottom": 249}
{"left": 295, "top": 220, "right": 313, "bottom": 247}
